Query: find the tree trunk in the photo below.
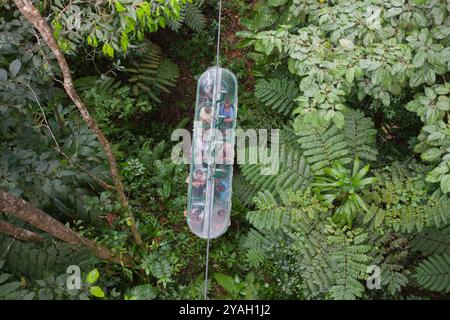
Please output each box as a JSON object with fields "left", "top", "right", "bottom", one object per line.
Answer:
{"left": 12, "top": 0, "right": 143, "bottom": 248}
{"left": 0, "top": 190, "right": 131, "bottom": 266}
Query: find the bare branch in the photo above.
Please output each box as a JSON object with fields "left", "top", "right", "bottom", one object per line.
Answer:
{"left": 0, "top": 219, "right": 44, "bottom": 243}
{"left": 0, "top": 189, "right": 131, "bottom": 266}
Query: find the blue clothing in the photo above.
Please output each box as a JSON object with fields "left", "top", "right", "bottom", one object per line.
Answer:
{"left": 219, "top": 104, "right": 234, "bottom": 119}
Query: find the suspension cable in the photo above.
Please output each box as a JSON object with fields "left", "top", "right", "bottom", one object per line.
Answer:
{"left": 204, "top": 0, "right": 223, "bottom": 300}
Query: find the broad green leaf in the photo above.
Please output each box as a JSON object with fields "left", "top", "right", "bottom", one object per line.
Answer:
{"left": 339, "top": 38, "right": 355, "bottom": 50}
{"left": 115, "top": 1, "right": 127, "bottom": 13}
{"left": 346, "top": 67, "right": 355, "bottom": 83}
{"left": 0, "top": 68, "right": 7, "bottom": 81}
{"left": 412, "top": 50, "right": 427, "bottom": 68}
{"left": 406, "top": 100, "right": 421, "bottom": 112}
{"left": 379, "top": 91, "right": 390, "bottom": 106}
{"left": 421, "top": 148, "right": 441, "bottom": 162}
{"left": 425, "top": 69, "right": 436, "bottom": 85}
{"left": 436, "top": 97, "right": 449, "bottom": 111}
{"left": 90, "top": 286, "right": 105, "bottom": 298}
{"left": 410, "top": 71, "right": 425, "bottom": 87}
{"left": 333, "top": 111, "right": 345, "bottom": 129}
{"left": 9, "top": 59, "right": 21, "bottom": 77}
{"left": 102, "top": 43, "right": 114, "bottom": 58}
{"left": 300, "top": 76, "right": 319, "bottom": 97}
{"left": 128, "top": 284, "right": 158, "bottom": 300}
{"left": 235, "top": 31, "right": 255, "bottom": 38}
{"left": 441, "top": 175, "right": 450, "bottom": 193}
{"left": 424, "top": 87, "right": 436, "bottom": 100}
{"left": 86, "top": 268, "right": 99, "bottom": 284}
{"left": 120, "top": 32, "right": 128, "bottom": 52}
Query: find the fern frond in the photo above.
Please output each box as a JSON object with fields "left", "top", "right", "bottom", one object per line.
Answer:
{"left": 254, "top": 78, "right": 300, "bottom": 115}
{"left": 296, "top": 121, "right": 351, "bottom": 175}
{"left": 233, "top": 174, "right": 259, "bottom": 206}
{"left": 343, "top": 109, "right": 378, "bottom": 162}
{"left": 328, "top": 230, "right": 372, "bottom": 300}
{"left": 168, "top": 10, "right": 185, "bottom": 32}
{"left": 239, "top": 128, "right": 312, "bottom": 196}
{"left": 364, "top": 196, "right": 450, "bottom": 233}
{"left": 184, "top": 4, "right": 206, "bottom": 33}
{"left": 241, "top": 228, "right": 272, "bottom": 251}
{"left": 155, "top": 59, "right": 179, "bottom": 91}
{"left": 413, "top": 253, "right": 450, "bottom": 293}
{"left": 245, "top": 247, "right": 266, "bottom": 268}
{"left": 168, "top": 0, "right": 206, "bottom": 33}
{"left": 369, "top": 233, "right": 410, "bottom": 296}
{"left": 126, "top": 42, "right": 179, "bottom": 103}
{"left": 411, "top": 226, "right": 450, "bottom": 256}
{"left": 0, "top": 236, "right": 94, "bottom": 280}
{"left": 247, "top": 191, "right": 289, "bottom": 230}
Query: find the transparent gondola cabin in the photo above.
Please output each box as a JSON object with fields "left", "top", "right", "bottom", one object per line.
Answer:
{"left": 187, "top": 67, "right": 238, "bottom": 239}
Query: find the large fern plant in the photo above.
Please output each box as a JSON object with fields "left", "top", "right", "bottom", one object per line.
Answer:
{"left": 243, "top": 189, "right": 372, "bottom": 299}
{"left": 126, "top": 41, "right": 180, "bottom": 104}
{"left": 168, "top": 0, "right": 207, "bottom": 33}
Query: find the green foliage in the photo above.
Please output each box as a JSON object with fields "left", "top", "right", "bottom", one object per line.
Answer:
{"left": 411, "top": 226, "right": 450, "bottom": 256}
{"left": 246, "top": 190, "right": 288, "bottom": 230}
{"left": 369, "top": 234, "right": 410, "bottom": 297}
{"left": 232, "top": 174, "right": 259, "bottom": 206}
{"left": 0, "top": 235, "right": 94, "bottom": 280}
{"left": 244, "top": 188, "right": 373, "bottom": 299}
{"left": 121, "top": 141, "right": 187, "bottom": 217}
{"left": 1, "top": 102, "right": 110, "bottom": 223}
{"left": 327, "top": 228, "right": 371, "bottom": 300}
{"left": 0, "top": 260, "right": 35, "bottom": 300}
{"left": 313, "top": 158, "right": 377, "bottom": 227}
{"left": 214, "top": 272, "right": 260, "bottom": 299}
{"left": 169, "top": 0, "right": 207, "bottom": 33}
{"left": 75, "top": 76, "right": 151, "bottom": 135}
{"left": 139, "top": 244, "right": 182, "bottom": 289}
{"left": 0, "top": 14, "right": 59, "bottom": 108}
{"left": 363, "top": 170, "right": 450, "bottom": 233}
{"left": 2, "top": 0, "right": 450, "bottom": 301}
{"left": 242, "top": 0, "right": 450, "bottom": 126}
{"left": 48, "top": 0, "right": 190, "bottom": 56}
{"left": 406, "top": 84, "right": 450, "bottom": 125}
{"left": 413, "top": 253, "right": 450, "bottom": 293}
{"left": 254, "top": 78, "right": 300, "bottom": 115}
{"left": 343, "top": 109, "right": 378, "bottom": 162}
{"left": 293, "top": 109, "right": 378, "bottom": 175}
{"left": 126, "top": 41, "right": 180, "bottom": 103}
{"left": 240, "top": 130, "right": 313, "bottom": 198}
{"left": 295, "top": 118, "right": 351, "bottom": 174}
{"left": 406, "top": 84, "right": 450, "bottom": 193}
{"left": 125, "top": 284, "right": 158, "bottom": 300}
{"left": 235, "top": 0, "right": 450, "bottom": 298}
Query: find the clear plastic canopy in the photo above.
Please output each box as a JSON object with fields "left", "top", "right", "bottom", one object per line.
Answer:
{"left": 187, "top": 67, "right": 238, "bottom": 239}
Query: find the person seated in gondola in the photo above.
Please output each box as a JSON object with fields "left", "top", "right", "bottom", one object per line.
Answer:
{"left": 200, "top": 105, "right": 212, "bottom": 126}
{"left": 214, "top": 179, "right": 229, "bottom": 201}
{"left": 189, "top": 208, "right": 204, "bottom": 235}
{"left": 213, "top": 163, "right": 231, "bottom": 179}
{"left": 191, "top": 168, "right": 206, "bottom": 198}
{"left": 219, "top": 98, "right": 234, "bottom": 129}
{"left": 212, "top": 208, "right": 229, "bottom": 235}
